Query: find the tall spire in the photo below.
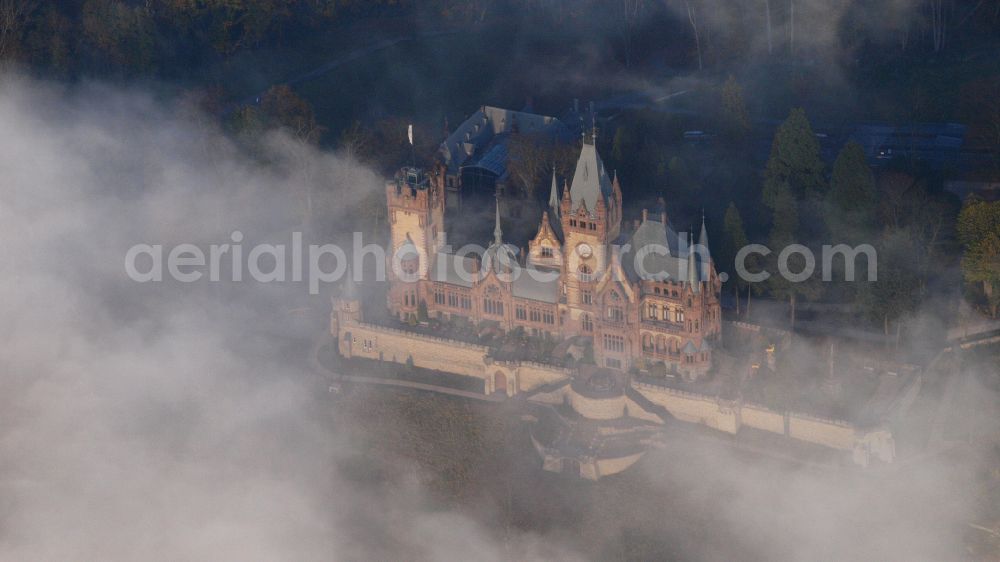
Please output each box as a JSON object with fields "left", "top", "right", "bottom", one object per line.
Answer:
{"left": 493, "top": 196, "right": 503, "bottom": 246}
{"left": 687, "top": 229, "right": 699, "bottom": 292}
{"left": 699, "top": 209, "right": 709, "bottom": 255}
{"left": 342, "top": 264, "right": 359, "bottom": 301}
{"left": 548, "top": 169, "right": 560, "bottom": 218}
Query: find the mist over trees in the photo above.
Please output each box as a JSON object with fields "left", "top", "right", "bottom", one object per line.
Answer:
{"left": 1, "top": 0, "right": 998, "bottom": 82}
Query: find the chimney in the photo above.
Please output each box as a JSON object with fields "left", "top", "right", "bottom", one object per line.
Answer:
{"left": 573, "top": 98, "right": 579, "bottom": 113}
{"left": 642, "top": 209, "right": 648, "bottom": 222}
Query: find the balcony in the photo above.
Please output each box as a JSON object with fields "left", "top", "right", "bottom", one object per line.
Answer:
{"left": 640, "top": 318, "right": 686, "bottom": 333}
{"left": 641, "top": 347, "right": 681, "bottom": 360}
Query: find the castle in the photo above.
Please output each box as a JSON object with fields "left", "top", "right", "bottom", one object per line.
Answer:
{"left": 327, "top": 115, "right": 897, "bottom": 474}
{"left": 384, "top": 133, "right": 723, "bottom": 378}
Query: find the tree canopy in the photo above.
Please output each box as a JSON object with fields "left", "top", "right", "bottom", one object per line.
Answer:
{"left": 826, "top": 141, "right": 876, "bottom": 243}
{"left": 958, "top": 199, "right": 1000, "bottom": 317}
{"left": 763, "top": 108, "right": 825, "bottom": 207}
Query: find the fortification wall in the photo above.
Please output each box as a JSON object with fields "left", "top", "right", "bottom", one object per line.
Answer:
{"left": 336, "top": 320, "right": 572, "bottom": 396}
{"left": 569, "top": 391, "right": 628, "bottom": 421}
{"left": 515, "top": 362, "right": 572, "bottom": 393}
{"left": 633, "top": 383, "right": 740, "bottom": 434}
{"left": 631, "top": 381, "right": 894, "bottom": 464}
{"left": 595, "top": 452, "right": 646, "bottom": 478}
{"left": 741, "top": 405, "right": 785, "bottom": 434}
{"left": 787, "top": 414, "right": 855, "bottom": 450}
{"left": 340, "top": 321, "right": 489, "bottom": 379}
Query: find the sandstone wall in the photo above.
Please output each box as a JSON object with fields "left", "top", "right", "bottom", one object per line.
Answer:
{"left": 594, "top": 452, "right": 646, "bottom": 479}
{"left": 516, "top": 363, "right": 572, "bottom": 393}
{"left": 741, "top": 405, "right": 785, "bottom": 434}
{"left": 569, "top": 390, "right": 628, "bottom": 421}
{"left": 633, "top": 383, "right": 739, "bottom": 434}
{"left": 337, "top": 320, "right": 571, "bottom": 396}
{"left": 787, "top": 414, "right": 855, "bottom": 450}
{"left": 631, "top": 381, "right": 895, "bottom": 464}
{"left": 341, "top": 322, "right": 488, "bottom": 379}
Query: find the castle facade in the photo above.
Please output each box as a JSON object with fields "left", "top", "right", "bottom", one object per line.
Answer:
{"left": 384, "top": 136, "right": 722, "bottom": 378}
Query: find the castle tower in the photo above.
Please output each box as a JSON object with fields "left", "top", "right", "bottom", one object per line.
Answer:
{"left": 386, "top": 167, "right": 445, "bottom": 319}
{"left": 330, "top": 265, "right": 363, "bottom": 343}
{"left": 561, "top": 136, "right": 614, "bottom": 329}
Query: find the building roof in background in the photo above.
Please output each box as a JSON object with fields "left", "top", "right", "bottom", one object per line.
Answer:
{"left": 438, "top": 106, "right": 570, "bottom": 174}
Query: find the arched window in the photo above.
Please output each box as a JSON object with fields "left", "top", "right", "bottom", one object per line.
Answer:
{"left": 607, "top": 305, "right": 624, "bottom": 323}
{"left": 578, "top": 264, "right": 593, "bottom": 283}
{"left": 642, "top": 333, "right": 653, "bottom": 351}
{"left": 655, "top": 335, "right": 667, "bottom": 354}
{"left": 483, "top": 285, "right": 504, "bottom": 316}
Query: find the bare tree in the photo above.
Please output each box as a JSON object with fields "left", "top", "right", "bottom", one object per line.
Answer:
{"left": 764, "top": 0, "right": 773, "bottom": 55}
{"left": 684, "top": 0, "right": 703, "bottom": 70}
{"left": 0, "top": 0, "right": 36, "bottom": 61}
{"left": 507, "top": 132, "right": 553, "bottom": 197}
{"left": 619, "top": 0, "right": 645, "bottom": 68}
{"left": 929, "top": 0, "right": 950, "bottom": 52}
{"left": 788, "top": 0, "right": 795, "bottom": 54}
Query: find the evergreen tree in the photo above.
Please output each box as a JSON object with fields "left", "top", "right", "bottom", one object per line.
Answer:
{"left": 763, "top": 108, "right": 825, "bottom": 208}
{"left": 963, "top": 232, "right": 1000, "bottom": 318}
{"left": 764, "top": 181, "right": 820, "bottom": 326}
{"left": 722, "top": 202, "right": 750, "bottom": 313}
{"left": 958, "top": 199, "right": 1000, "bottom": 317}
{"left": 859, "top": 231, "right": 922, "bottom": 338}
{"left": 827, "top": 141, "right": 876, "bottom": 243}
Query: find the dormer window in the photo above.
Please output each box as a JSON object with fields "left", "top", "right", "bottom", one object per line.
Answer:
{"left": 541, "top": 246, "right": 553, "bottom": 258}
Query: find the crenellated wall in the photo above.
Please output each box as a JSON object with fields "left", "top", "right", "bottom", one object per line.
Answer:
{"left": 569, "top": 391, "right": 628, "bottom": 421}
{"left": 332, "top": 310, "right": 894, "bottom": 466}
{"left": 741, "top": 405, "right": 785, "bottom": 434}
{"left": 335, "top": 317, "right": 571, "bottom": 396}
{"left": 631, "top": 381, "right": 895, "bottom": 465}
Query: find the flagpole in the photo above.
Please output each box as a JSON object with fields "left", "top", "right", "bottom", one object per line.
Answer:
{"left": 407, "top": 124, "right": 415, "bottom": 168}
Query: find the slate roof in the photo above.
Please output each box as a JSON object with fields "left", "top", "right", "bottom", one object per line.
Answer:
{"left": 569, "top": 141, "right": 613, "bottom": 214}
{"left": 439, "top": 106, "right": 569, "bottom": 174}
{"left": 512, "top": 268, "right": 560, "bottom": 303}
{"left": 622, "top": 217, "right": 689, "bottom": 283}
{"left": 622, "top": 216, "right": 713, "bottom": 285}
{"left": 430, "top": 253, "right": 478, "bottom": 288}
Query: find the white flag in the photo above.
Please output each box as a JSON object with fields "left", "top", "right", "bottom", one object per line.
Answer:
{"left": 407, "top": 124, "right": 413, "bottom": 146}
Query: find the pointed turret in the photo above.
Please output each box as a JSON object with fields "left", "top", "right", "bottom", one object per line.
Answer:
{"left": 699, "top": 210, "right": 710, "bottom": 257}
{"left": 569, "top": 139, "right": 613, "bottom": 214}
{"left": 342, "top": 264, "right": 359, "bottom": 301}
{"left": 548, "top": 170, "right": 560, "bottom": 219}
{"left": 484, "top": 196, "right": 516, "bottom": 275}
{"left": 687, "top": 230, "right": 699, "bottom": 292}
{"left": 493, "top": 197, "right": 503, "bottom": 246}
